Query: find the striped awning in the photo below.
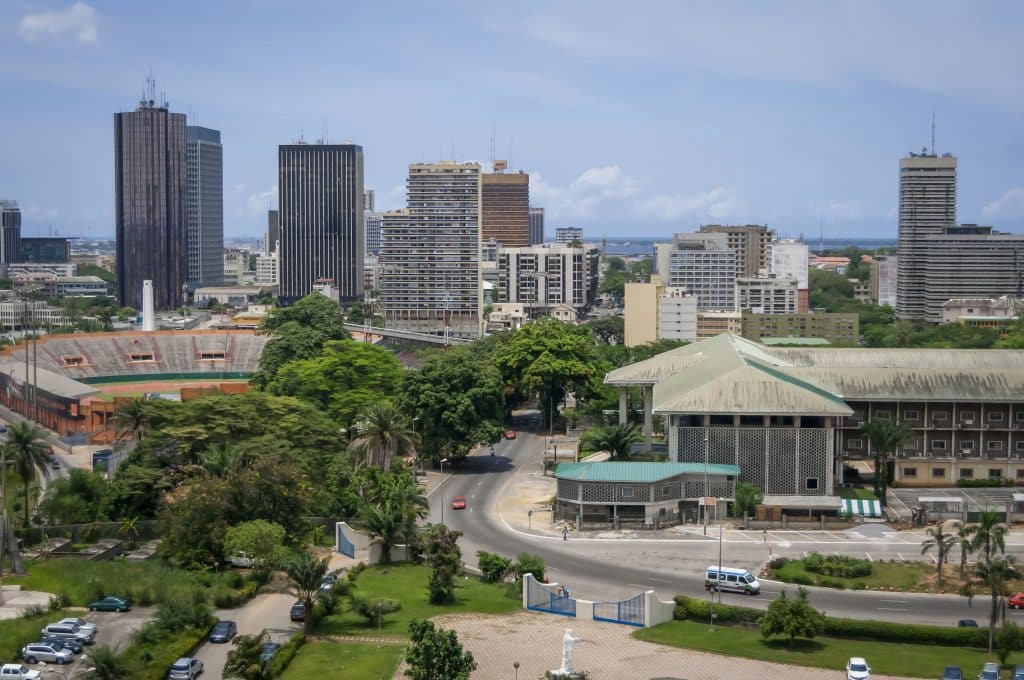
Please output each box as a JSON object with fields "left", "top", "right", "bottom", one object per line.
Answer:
{"left": 843, "top": 498, "right": 882, "bottom": 518}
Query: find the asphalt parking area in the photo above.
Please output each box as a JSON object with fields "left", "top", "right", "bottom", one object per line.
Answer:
{"left": 888, "top": 486, "right": 1019, "bottom": 516}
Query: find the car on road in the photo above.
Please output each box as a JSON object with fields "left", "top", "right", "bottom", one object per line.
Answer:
{"left": 50, "top": 459, "right": 60, "bottom": 469}
{"left": 504, "top": 430, "right": 516, "bottom": 440}
{"left": 40, "top": 636, "right": 83, "bottom": 655}
{"left": 941, "top": 666, "right": 963, "bottom": 680}
{"left": 979, "top": 662, "right": 1000, "bottom": 680}
{"left": 40, "top": 623, "right": 94, "bottom": 644}
{"left": 259, "top": 642, "right": 282, "bottom": 663}
{"left": 319, "top": 574, "right": 338, "bottom": 592}
{"left": 20, "top": 643, "right": 73, "bottom": 665}
{"left": 451, "top": 496, "right": 467, "bottom": 510}
{"left": 0, "top": 664, "right": 41, "bottom": 679}
{"left": 289, "top": 601, "right": 305, "bottom": 622}
{"left": 1010, "top": 593, "right": 1024, "bottom": 609}
{"left": 167, "top": 657, "right": 204, "bottom": 679}
{"left": 1012, "top": 665, "right": 1024, "bottom": 680}
{"left": 846, "top": 656, "right": 870, "bottom": 680}
{"left": 89, "top": 596, "right": 130, "bottom": 612}
{"left": 209, "top": 620, "right": 237, "bottom": 643}
{"left": 957, "top": 619, "right": 979, "bottom": 627}
{"left": 55, "top": 617, "right": 97, "bottom": 637}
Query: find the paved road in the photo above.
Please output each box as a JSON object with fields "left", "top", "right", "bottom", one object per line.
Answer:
{"left": 191, "top": 592, "right": 300, "bottom": 678}
{"left": 430, "top": 411, "right": 1024, "bottom": 627}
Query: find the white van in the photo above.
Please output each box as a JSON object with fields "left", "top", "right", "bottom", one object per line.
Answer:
{"left": 704, "top": 565, "right": 760, "bottom": 595}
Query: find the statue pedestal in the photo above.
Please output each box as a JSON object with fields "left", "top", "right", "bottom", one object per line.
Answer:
{"left": 547, "top": 671, "right": 586, "bottom": 680}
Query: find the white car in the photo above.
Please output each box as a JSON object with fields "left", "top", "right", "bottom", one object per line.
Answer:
{"left": 167, "top": 657, "right": 204, "bottom": 679}
{"left": 0, "top": 664, "right": 42, "bottom": 679}
{"left": 55, "top": 617, "right": 97, "bottom": 637}
{"left": 847, "top": 657, "right": 871, "bottom": 680}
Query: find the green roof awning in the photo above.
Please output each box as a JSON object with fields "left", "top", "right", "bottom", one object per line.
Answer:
{"left": 843, "top": 498, "right": 882, "bottom": 518}
{"left": 555, "top": 461, "right": 739, "bottom": 483}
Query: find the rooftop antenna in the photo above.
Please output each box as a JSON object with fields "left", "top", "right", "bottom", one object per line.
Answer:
{"left": 931, "top": 111, "right": 936, "bottom": 155}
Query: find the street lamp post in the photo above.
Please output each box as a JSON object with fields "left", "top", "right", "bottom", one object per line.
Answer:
{"left": 439, "top": 457, "right": 449, "bottom": 525}
{"left": 703, "top": 431, "right": 710, "bottom": 533}
{"left": 514, "top": 661, "right": 520, "bottom": 680}
{"left": 717, "top": 509, "right": 724, "bottom": 606}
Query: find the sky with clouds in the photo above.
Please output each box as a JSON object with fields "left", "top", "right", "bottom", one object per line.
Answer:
{"left": 1, "top": 0, "right": 1023, "bottom": 241}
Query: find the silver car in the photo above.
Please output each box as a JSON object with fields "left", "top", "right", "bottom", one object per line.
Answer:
{"left": 20, "top": 643, "right": 73, "bottom": 665}
{"left": 54, "top": 617, "right": 97, "bottom": 637}
{"left": 167, "top": 657, "right": 203, "bottom": 679}
{"left": 40, "top": 623, "right": 94, "bottom": 644}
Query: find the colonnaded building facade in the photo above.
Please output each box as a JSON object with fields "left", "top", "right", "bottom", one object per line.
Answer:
{"left": 605, "top": 333, "right": 1024, "bottom": 499}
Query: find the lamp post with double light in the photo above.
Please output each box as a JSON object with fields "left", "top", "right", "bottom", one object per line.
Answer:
{"left": 439, "top": 457, "right": 449, "bottom": 524}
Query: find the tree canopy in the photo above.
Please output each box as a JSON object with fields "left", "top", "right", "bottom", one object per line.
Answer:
{"left": 253, "top": 292, "right": 349, "bottom": 386}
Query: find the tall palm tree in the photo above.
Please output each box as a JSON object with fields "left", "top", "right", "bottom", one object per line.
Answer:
{"left": 285, "top": 553, "right": 330, "bottom": 636}
{"left": 359, "top": 503, "right": 402, "bottom": 565}
{"left": 5, "top": 421, "right": 49, "bottom": 528}
{"left": 920, "top": 522, "right": 956, "bottom": 588}
{"left": 952, "top": 520, "right": 977, "bottom": 580}
{"left": 349, "top": 402, "right": 418, "bottom": 472}
{"left": 972, "top": 511, "right": 1008, "bottom": 564}
{"left": 224, "top": 632, "right": 270, "bottom": 680}
{"left": 976, "top": 555, "right": 1019, "bottom": 652}
{"left": 859, "top": 418, "right": 915, "bottom": 506}
{"left": 585, "top": 423, "right": 642, "bottom": 460}
{"left": 111, "top": 398, "right": 148, "bottom": 442}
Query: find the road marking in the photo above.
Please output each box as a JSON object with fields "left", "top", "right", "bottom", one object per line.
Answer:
{"left": 866, "top": 552, "right": 873, "bottom": 562}
{"left": 425, "top": 473, "right": 453, "bottom": 498}
{"left": 897, "top": 553, "right": 905, "bottom": 561}
{"left": 880, "top": 599, "right": 908, "bottom": 604}
{"left": 877, "top": 607, "right": 908, "bottom": 611}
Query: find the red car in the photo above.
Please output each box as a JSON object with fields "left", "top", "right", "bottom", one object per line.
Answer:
{"left": 504, "top": 430, "right": 516, "bottom": 440}
{"left": 1010, "top": 593, "right": 1024, "bottom": 609}
{"left": 451, "top": 496, "right": 467, "bottom": 510}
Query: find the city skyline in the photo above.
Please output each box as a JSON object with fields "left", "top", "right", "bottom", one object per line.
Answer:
{"left": 2, "top": 2, "right": 1023, "bottom": 241}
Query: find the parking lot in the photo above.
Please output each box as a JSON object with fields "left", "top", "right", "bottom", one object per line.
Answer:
{"left": 8, "top": 607, "right": 153, "bottom": 673}
{"left": 888, "top": 486, "right": 1020, "bottom": 517}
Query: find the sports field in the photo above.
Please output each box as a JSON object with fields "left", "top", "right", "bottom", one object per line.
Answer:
{"left": 84, "top": 378, "right": 251, "bottom": 402}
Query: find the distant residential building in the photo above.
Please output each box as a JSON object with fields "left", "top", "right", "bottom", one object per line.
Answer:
{"left": 20, "top": 237, "right": 70, "bottom": 264}
{"left": 624, "top": 282, "right": 660, "bottom": 347}
{"left": 529, "top": 207, "right": 545, "bottom": 245}
{"left": 266, "top": 210, "right": 279, "bottom": 254}
{"left": 659, "top": 287, "right": 698, "bottom": 343}
{"left": 482, "top": 238, "right": 500, "bottom": 262}
{"left": 770, "top": 239, "right": 809, "bottom": 312}
{"left": 809, "top": 256, "right": 850, "bottom": 274}
{"left": 186, "top": 126, "right": 224, "bottom": 289}
{"left": 114, "top": 96, "right": 187, "bottom": 310}
{"left": 497, "top": 243, "right": 587, "bottom": 320}
{"left": 699, "top": 224, "right": 774, "bottom": 278}
{"left": 8, "top": 263, "right": 75, "bottom": 278}
{"left": 737, "top": 276, "right": 799, "bottom": 314}
{"left": 363, "top": 189, "right": 375, "bottom": 212}
{"left": 870, "top": 255, "right": 897, "bottom": 307}
{"left": 481, "top": 169, "right": 529, "bottom": 247}
{"left": 379, "top": 162, "right": 482, "bottom": 339}
{"left": 278, "top": 143, "right": 364, "bottom": 304}
{"left": 0, "top": 201, "right": 22, "bottom": 265}
{"left": 848, "top": 278, "right": 871, "bottom": 304}
{"left": 364, "top": 211, "right": 383, "bottom": 256}
{"left": 254, "top": 251, "right": 279, "bottom": 286}
{"left": 55, "top": 276, "right": 109, "bottom": 297}
{"left": 941, "top": 297, "right": 1024, "bottom": 326}
{"left": 555, "top": 226, "right": 583, "bottom": 244}
{"left": 741, "top": 311, "right": 859, "bottom": 345}
{"left": 194, "top": 285, "right": 271, "bottom": 306}
{"left": 666, "top": 237, "right": 736, "bottom": 311}
{"left": 696, "top": 311, "right": 742, "bottom": 339}
{"left": 487, "top": 302, "right": 528, "bottom": 333}
{"left": 655, "top": 232, "right": 727, "bottom": 281}
{"left": 0, "top": 301, "right": 67, "bottom": 329}
{"left": 223, "top": 250, "right": 248, "bottom": 286}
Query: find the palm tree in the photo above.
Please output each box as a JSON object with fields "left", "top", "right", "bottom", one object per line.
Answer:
{"left": 285, "top": 553, "right": 330, "bottom": 635}
{"left": 972, "top": 511, "right": 1008, "bottom": 564}
{"left": 976, "top": 555, "right": 1019, "bottom": 652}
{"left": 359, "top": 503, "right": 403, "bottom": 565}
{"left": 117, "top": 516, "right": 141, "bottom": 548}
{"left": 585, "top": 423, "right": 642, "bottom": 460}
{"left": 224, "top": 632, "right": 269, "bottom": 680}
{"left": 111, "top": 398, "right": 148, "bottom": 442}
{"left": 952, "top": 520, "right": 977, "bottom": 580}
{"left": 859, "top": 418, "right": 915, "bottom": 506}
{"left": 920, "top": 522, "right": 956, "bottom": 588}
{"left": 5, "top": 421, "right": 49, "bottom": 528}
{"left": 83, "top": 644, "right": 134, "bottom": 679}
{"left": 349, "top": 402, "right": 418, "bottom": 472}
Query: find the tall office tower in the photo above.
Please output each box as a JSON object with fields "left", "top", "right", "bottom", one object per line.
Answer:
{"left": 555, "top": 226, "right": 583, "bottom": 244}
{"left": 364, "top": 211, "right": 383, "bottom": 255}
{"left": 770, "top": 239, "right": 810, "bottom": 312}
{"left": 896, "top": 152, "right": 957, "bottom": 320}
{"left": 379, "top": 161, "right": 482, "bottom": 339}
{"left": 278, "top": 143, "right": 364, "bottom": 304}
{"left": 665, "top": 239, "right": 736, "bottom": 311}
{"left": 481, "top": 167, "right": 529, "bottom": 247}
{"left": 185, "top": 126, "right": 224, "bottom": 289}
{"left": 529, "top": 207, "right": 545, "bottom": 245}
{"left": 266, "top": 210, "right": 279, "bottom": 254}
{"left": 363, "top": 189, "right": 375, "bottom": 212}
{"left": 699, "top": 224, "right": 774, "bottom": 277}
{"left": 114, "top": 95, "right": 187, "bottom": 309}
{"left": 0, "top": 200, "right": 22, "bottom": 264}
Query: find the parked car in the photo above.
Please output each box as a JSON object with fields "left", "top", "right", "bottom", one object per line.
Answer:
{"left": 451, "top": 496, "right": 467, "bottom": 510}
{"left": 209, "top": 620, "right": 237, "bottom": 643}
{"left": 1010, "top": 592, "right": 1024, "bottom": 609}
{"left": 55, "top": 617, "right": 97, "bottom": 637}
{"left": 0, "top": 664, "right": 41, "bottom": 679}
{"left": 319, "top": 574, "right": 338, "bottom": 592}
{"left": 259, "top": 642, "right": 282, "bottom": 663}
{"left": 226, "top": 552, "right": 255, "bottom": 568}
{"left": 958, "top": 619, "right": 979, "bottom": 628}
{"left": 846, "top": 657, "right": 870, "bottom": 680}
{"left": 167, "top": 657, "right": 204, "bottom": 680}
{"left": 89, "top": 596, "right": 130, "bottom": 612}
{"left": 20, "top": 643, "right": 73, "bottom": 665}
{"left": 1012, "top": 665, "right": 1024, "bottom": 680}
{"left": 40, "top": 636, "right": 83, "bottom": 654}
{"left": 941, "top": 666, "right": 963, "bottom": 680}
{"left": 50, "top": 459, "right": 60, "bottom": 469}
{"left": 504, "top": 430, "right": 516, "bottom": 440}
{"left": 40, "top": 623, "right": 93, "bottom": 644}
{"left": 290, "top": 601, "right": 305, "bottom": 621}
{"left": 979, "top": 663, "right": 1001, "bottom": 680}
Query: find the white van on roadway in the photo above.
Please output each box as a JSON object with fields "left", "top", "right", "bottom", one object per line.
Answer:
{"left": 704, "top": 565, "right": 761, "bottom": 595}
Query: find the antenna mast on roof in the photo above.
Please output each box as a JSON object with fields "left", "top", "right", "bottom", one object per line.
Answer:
{"left": 931, "top": 111, "right": 936, "bottom": 155}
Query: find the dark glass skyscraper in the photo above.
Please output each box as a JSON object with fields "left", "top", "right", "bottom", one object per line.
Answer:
{"left": 278, "top": 143, "right": 364, "bottom": 304}
{"left": 0, "top": 200, "right": 22, "bottom": 264}
{"left": 115, "top": 99, "right": 187, "bottom": 310}
{"left": 186, "top": 126, "right": 224, "bottom": 289}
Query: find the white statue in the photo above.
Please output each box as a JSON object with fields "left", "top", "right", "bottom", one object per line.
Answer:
{"left": 558, "top": 628, "right": 584, "bottom": 674}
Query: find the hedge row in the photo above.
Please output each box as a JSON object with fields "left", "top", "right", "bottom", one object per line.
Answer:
{"left": 268, "top": 632, "right": 306, "bottom": 677}
{"left": 122, "top": 623, "right": 214, "bottom": 680}
{"left": 956, "top": 478, "right": 1015, "bottom": 488}
{"left": 672, "top": 595, "right": 988, "bottom": 648}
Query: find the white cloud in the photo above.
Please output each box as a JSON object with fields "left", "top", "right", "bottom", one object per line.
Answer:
{"left": 23, "top": 205, "right": 59, "bottom": 221}
{"left": 245, "top": 185, "right": 278, "bottom": 217}
{"left": 531, "top": 165, "right": 639, "bottom": 220}
{"left": 634, "top": 187, "right": 744, "bottom": 222}
{"left": 807, "top": 200, "right": 864, "bottom": 220}
{"left": 982, "top": 188, "right": 1024, "bottom": 219}
{"left": 18, "top": 2, "right": 98, "bottom": 44}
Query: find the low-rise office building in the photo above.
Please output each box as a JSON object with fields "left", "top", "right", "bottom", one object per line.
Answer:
{"left": 736, "top": 275, "right": 798, "bottom": 314}
{"left": 741, "top": 312, "right": 859, "bottom": 345}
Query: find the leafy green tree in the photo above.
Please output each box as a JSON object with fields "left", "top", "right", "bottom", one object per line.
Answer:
{"left": 349, "top": 401, "right": 418, "bottom": 472}
{"left": 350, "top": 595, "right": 402, "bottom": 631}
{"left": 40, "top": 468, "right": 109, "bottom": 525}
{"left": 599, "top": 270, "right": 627, "bottom": 305}
{"left": 920, "top": 522, "right": 956, "bottom": 588}
{"left": 159, "top": 478, "right": 233, "bottom": 569}
{"left": 476, "top": 551, "right": 512, "bottom": 583}
{"left": 732, "top": 481, "right": 764, "bottom": 519}
{"left": 586, "top": 316, "right": 624, "bottom": 344}
{"left": 760, "top": 587, "right": 825, "bottom": 649}
{"left": 629, "top": 339, "right": 688, "bottom": 363}
{"left": 512, "top": 553, "right": 545, "bottom": 583}
{"left": 253, "top": 292, "right": 349, "bottom": 386}
{"left": 5, "top": 421, "right": 49, "bottom": 527}
{"left": 404, "top": 619, "right": 476, "bottom": 680}
{"left": 358, "top": 477, "right": 427, "bottom": 564}
{"left": 424, "top": 524, "right": 462, "bottom": 604}
{"left": 262, "top": 290, "right": 347, "bottom": 335}
{"left": 83, "top": 644, "right": 134, "bottom": 679}
{"left": 581, "top": 424, "right": 641, "bottom": 459}
{"left": 997, "top": 621, "right": 1024, "bottom": 667}
{"left": 285, "top": 553, "right": 331, "bottom": 635}
{"left": 224, "top": 520, "right": 290, "bottom": 570}
{"left": 111, "top": 397, "right": 148, "bottom": 441}
{"left": 859, "top": 418, "right": 915, "bottom": 505}
{"left": 977, "top": 555, "right": 1019, "bottom": 652}
{"left": 224, "top": 632, "right": 270, "bottom": 680}
{"left": 605, "top": 257, "right": 626, "bottom": 272}
{"left": 953, "top": 520, "right": 977, "bottom": 580}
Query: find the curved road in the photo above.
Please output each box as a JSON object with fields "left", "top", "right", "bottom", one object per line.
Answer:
{"left": 429, "top": 413, "right": 1019, "bottom": 627}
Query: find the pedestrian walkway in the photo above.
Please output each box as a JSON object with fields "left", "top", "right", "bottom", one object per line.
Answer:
{"left": 432, "top": 611, "right": 916, "bottom": 680}
{"left": 319, "top": 634, "right": 405, "bottom": 646}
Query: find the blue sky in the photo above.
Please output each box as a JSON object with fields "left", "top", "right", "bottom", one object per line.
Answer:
{"left": 1, "top": 1, "right": 1023, "bottom": 241}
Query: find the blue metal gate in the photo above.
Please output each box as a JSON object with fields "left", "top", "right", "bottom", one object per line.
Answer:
{"left": 336, "top": 524, "right": 355, "bottom": 558}
{"left": 593, "top": 593, "right": 645, "bottom": 627}
{"left": 526, "top": 577, "right": 576, "bottom": 617}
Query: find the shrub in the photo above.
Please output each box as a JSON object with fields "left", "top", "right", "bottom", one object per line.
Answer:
{"left": 155, "top": 597, "right": 213, "bottom": 634}
{"left": 957, "top": 478, "right": 1013, "bottom": 488}
{"left": 822, "top": 616, "right": 988, "bottom": 647}
{"left": 212, "top": 588, "right": 242, "bottom": 609}
{"left": 673, "top": 595, "right": 762, "bottom": 625}
{"left": 512, "top": 553, "right": 545, "bottom": 583}
{"left": 802, "top": 552, "right": 871, "bottom": 578}
{"left": 789, "top": 574, "right": 814, "bottom": 586}
{"left": 347, "top": 562, "right": 367, "bottom": 582}
{"left": 477, "top": 551, "right": 512, "bottom": 583}
{"left": 49, "top": 592, "right": 70, "bottom": 611}
{"left": 767, "top": 556, "right": 788, "bottom": 570}
{"left": 267, "top": 633, "right": 305, "bottom": 676}
{"left": 20, "top": 603, "right": 46, "bottom": 619}
{"left": 818, "top": 577, "right": 846, "bottom": 590}
{"left": 350, "top": 595, "right": 402, "bottom": 629}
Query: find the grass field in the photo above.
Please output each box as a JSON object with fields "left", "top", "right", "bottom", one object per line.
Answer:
{"left": 773, "top": 557, "right": 932, "bottom": 590}
{"left": 87, "top": 378, "right": 250, "bottom": 402}
{"left": 837, "top": 486, "right": 877, "bottom": 500}
{"left": 634, "top": 619, "right": 1003, "bottom": 678}
{"left": 281, "top": 641, "right": 404, "bottom": 680}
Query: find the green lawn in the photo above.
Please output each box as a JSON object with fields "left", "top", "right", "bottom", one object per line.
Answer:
{"left": 837, "top": 486, "right": 877, "bottom": 500}
{"left": 773, "top": 557, "right": 932, "bottom": 591}
{"left": 634, "top": 619, "right": 1002, "bottom": 678}
{"left": 281, "top": 641, "right": 404, "bottom": 680}
{"left": 317, "top": 563, "right": 518, "bottom": 637}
